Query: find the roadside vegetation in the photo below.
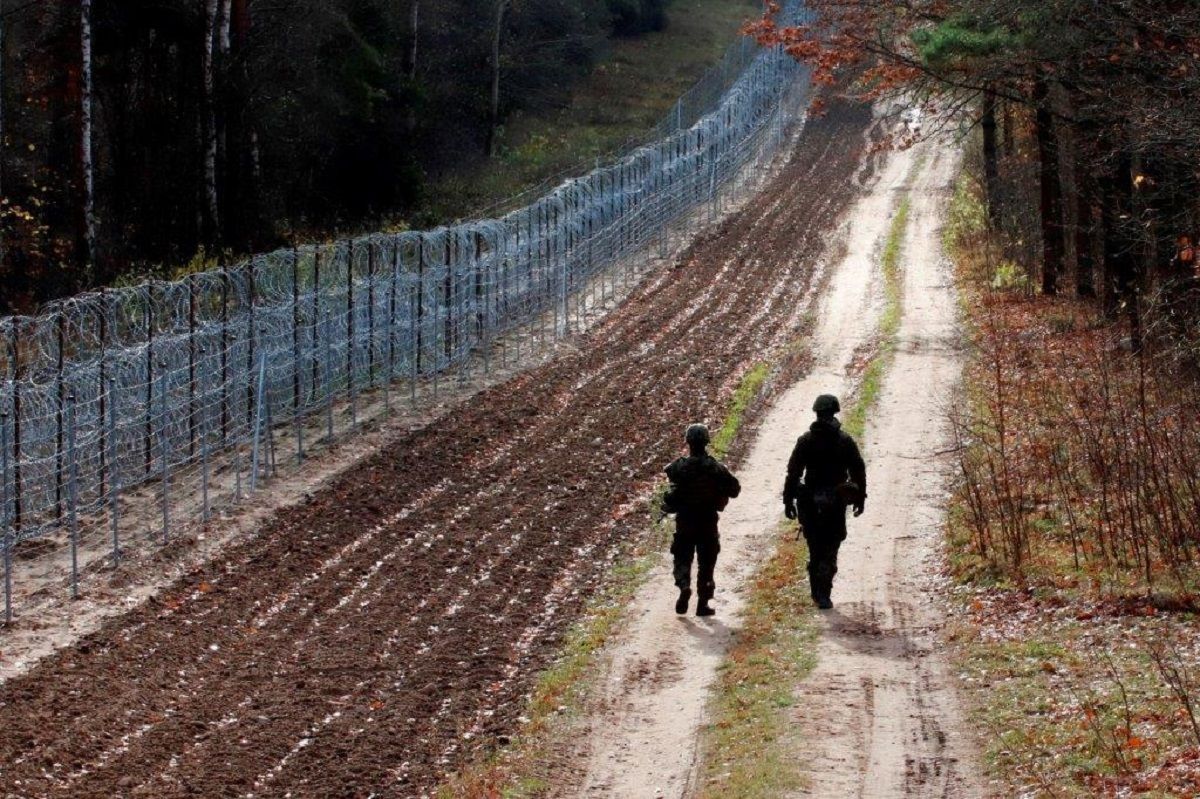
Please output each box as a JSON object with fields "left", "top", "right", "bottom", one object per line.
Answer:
{"left": 843, "top": 194, "right": 908, "bottom": 440}
{"left": 695, "top": 529, "right": 817, "bottom": 798}
{"left": 944, "top": 170, "right": 1200, "bottom": 797}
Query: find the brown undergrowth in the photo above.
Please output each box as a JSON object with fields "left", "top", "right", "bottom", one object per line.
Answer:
{"left": 945, "top": 175, "right": 1200, "bottom": 797}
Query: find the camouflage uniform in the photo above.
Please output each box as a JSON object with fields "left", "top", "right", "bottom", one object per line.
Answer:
{"left": 664, "top": 450, "right": 741, "bottom": 615}
{"left": 783, "top": 411, "right": 866, "bottom": 607}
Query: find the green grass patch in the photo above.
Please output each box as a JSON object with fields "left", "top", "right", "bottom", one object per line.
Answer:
{"left": 423, "top": 0, "right": 760, "bottom": 222}
{"left": 843, "top": 196, "right": 909, "bottom": 440}
{"left": 711, "top": 361, "right": 772, "bottom": 458}
{"left": 696, "top": 531, "right": 818, "bottom": 798}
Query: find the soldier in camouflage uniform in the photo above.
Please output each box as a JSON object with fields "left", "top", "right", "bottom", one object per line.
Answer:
{"left": 782, "top": 395, "right": 866, "bottom": 609}
{"left": 663, "top": 424, "right": 741, "bottom": 617}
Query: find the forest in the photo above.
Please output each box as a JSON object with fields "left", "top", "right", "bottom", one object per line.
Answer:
{"left": 755, "top": 0, "right": 1200, "bottom": 346}
{"left": 0, "top": 0, "right": 672, "bottom": 312}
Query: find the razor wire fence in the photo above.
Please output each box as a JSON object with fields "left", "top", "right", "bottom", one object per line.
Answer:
{"left": 0, "top": 3, "right": 813, "bottom": 620}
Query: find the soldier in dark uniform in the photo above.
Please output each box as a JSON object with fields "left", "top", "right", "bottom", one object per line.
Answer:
{"left": 663, "top": 424, "right": 741, "bottom": 617}
{"left": 782, "top": 395, "right": 866, "bottom": 609}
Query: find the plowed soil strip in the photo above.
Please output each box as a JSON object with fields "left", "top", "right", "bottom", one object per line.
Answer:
{"left": 0, "top": 100, "right": 871, "bottom": 799}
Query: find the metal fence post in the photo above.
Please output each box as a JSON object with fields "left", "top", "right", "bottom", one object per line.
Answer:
{"left": 106, "top": 376, "right": 120, "bottom": 567}
{"left": 367, "top": 240, "right": 376, "bottom": 386}
{"left": 158, "top": 365, "right": 170, "bottom": 544}
{"left": 246, "top": 261, "right": 257, "bottom": 433}
{"left": 292, "top": 247, "right": 304, "bottom": 462}
{"left": 66, "top": 393, "right": 79, "bottom": 599}
{"left": 200, "top": 358, "right": 211, "bottom": 522}
{"left": 144, "top": 294, "right": 154, "bottom": 478}
{"left": 7, "top": 323, "right": 20, "bottom": 538}
{"left": 55, "top": 312, "right": 65, "bottom": 521}
{"left": 188, "top": 279, "right": 198, "bottom": 457}
{"left": 2, "top": 411, "right": 12, "bottom": 624}
{"left": 386, "top": 239, "right": 398, "bottom": 412}
{"left": 409, "top": 266, "right": 418, "bottom": 406}
{"left": 311, "top": 248, "right": 321, "bottom": 409}
{"left": 347, "top": 240, "right": 358, "bottom": 430}
{"left": 98, "top": 290, "right": 108, "bottom": 495}
{"left": 251, "top": 352, "right": 267, "bottom": 492}
{"left": 323, "top": 312, "right": 334, "bottom": 443}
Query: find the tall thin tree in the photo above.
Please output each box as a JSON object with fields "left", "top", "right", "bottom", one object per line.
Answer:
{"left": 1033, "top": 75, "right": 1064, "bottom": 295}
{"left": 80, "top": 0, "right": 96, "bottom": 284}
{"left": 201, "top": 0, "right": 220, "bottom": 248}
{"left": 486, "top": 0, "right": 509, "bottom": 157}
{"left": 0, "top": 2, "right": 5, "bottom": 276}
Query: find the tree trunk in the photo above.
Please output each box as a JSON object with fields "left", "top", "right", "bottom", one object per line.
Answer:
{"left": 1001, "top": 99, "right": 1014, "bottom": 157}
{"left": 981, "top": 89, "right": 1000, "bottom": 227}
{"left": 1100, "top": 153, "right": 1140, "bottom": 348}
{"left": 1, "top": 9, "right": 6, "bottom": 277}
{"left": 1034, "top": 76, "right": 1065, "bottom": 295}
{"left": 485, "top": 0, "right": 508, "bottom": 158}
{"left": 1075, "top": 183, "right": 1096, "bottom": 297}
{"left": 405, "top": 0, "right": 419, "bottom": 133}
{"left": 409, "top": 0, "right": 420, "bottom": 81}
{"left": 79, "top": 0, "right": 96, "bottom": 286}
{"left": 222, "top": 0, "right": 258, "bottom": 251}
{"left": 220, "top": 0, "right": 232, "bottom": 53}
{"left": 201, "top": 0, "right": 221, "bottom": 248}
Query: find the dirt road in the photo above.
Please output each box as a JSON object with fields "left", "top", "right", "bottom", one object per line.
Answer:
{"left": 791, "top": 136, "right": 981, "bottom": 798}
{"left": 0, "top": 100, "right": 873, "bottom": 798}
{"left": 564, "top": 136, "right": 982, "bottom": 797}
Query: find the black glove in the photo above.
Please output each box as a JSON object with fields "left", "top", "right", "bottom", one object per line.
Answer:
{"left": 783, "top": 499, "right": 797, "bottom": 520}
{"left": 852, "top": 496, "right": 866, "bottom": 517}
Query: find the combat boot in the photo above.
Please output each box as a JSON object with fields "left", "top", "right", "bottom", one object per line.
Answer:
{"left": 675, "top": 587, "right": 692, "bottom": 615}
{"left": 813, "top": 576, "right": 833, "bottom": 609}
{"left": 696, "top": 600, "right": 715, "bottom": 617}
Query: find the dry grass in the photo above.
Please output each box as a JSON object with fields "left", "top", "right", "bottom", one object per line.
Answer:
{"left": 945, "top": 173, "right": 1200, "bottom": 798}
{"left": 696, "top": 531, "right": 818, "bottom": 799}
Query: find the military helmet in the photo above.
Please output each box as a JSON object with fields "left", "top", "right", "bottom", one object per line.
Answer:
{"left": 812, "top": 394, "right": 841, "bottom": 414}
{"left": 685, "top": 423, "right": 711, "bottom": 446}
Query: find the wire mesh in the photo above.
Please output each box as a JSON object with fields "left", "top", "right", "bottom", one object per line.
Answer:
{"left": 0, "top": 2, "right": 813, "bottom": 616}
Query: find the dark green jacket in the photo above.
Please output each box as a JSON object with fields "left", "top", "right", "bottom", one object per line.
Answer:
{"left": 782, "top": 418, "right": 866, "bottom": 504}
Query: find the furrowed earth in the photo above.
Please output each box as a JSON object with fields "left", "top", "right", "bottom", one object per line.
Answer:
{"left": 0, "top": 99, "right": 872, "bottom": 799}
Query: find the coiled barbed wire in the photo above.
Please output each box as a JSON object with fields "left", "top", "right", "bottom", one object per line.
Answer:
{"left": 0, "top": 2, "right": 812, "bottom": 613}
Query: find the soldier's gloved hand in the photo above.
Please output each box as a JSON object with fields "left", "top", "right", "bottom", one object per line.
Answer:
{"left": 783, "top": 499, "right": 797, "bottom": 520}
{"left": 852, "top": 498, "right": 865, "bottom": 517}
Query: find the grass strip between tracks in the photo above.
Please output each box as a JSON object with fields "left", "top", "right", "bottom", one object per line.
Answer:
{"left": 436, "top": 360, "right": 779, "bottom": 798}
{"left": 696, "top": 191, "right": 912, "bottom": 798}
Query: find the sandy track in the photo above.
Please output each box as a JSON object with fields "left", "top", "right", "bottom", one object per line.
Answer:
{"left": 0, "top": 101, "right": 873, "bottom": 798}
{"left": 790, "top": 140, "right": 981, "bottom": 797}
{"left": 564, "top": 108, "right": 907, "bottom": 799}
{"left": 563, "top": 134, "right": 982, "bottom": 798}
